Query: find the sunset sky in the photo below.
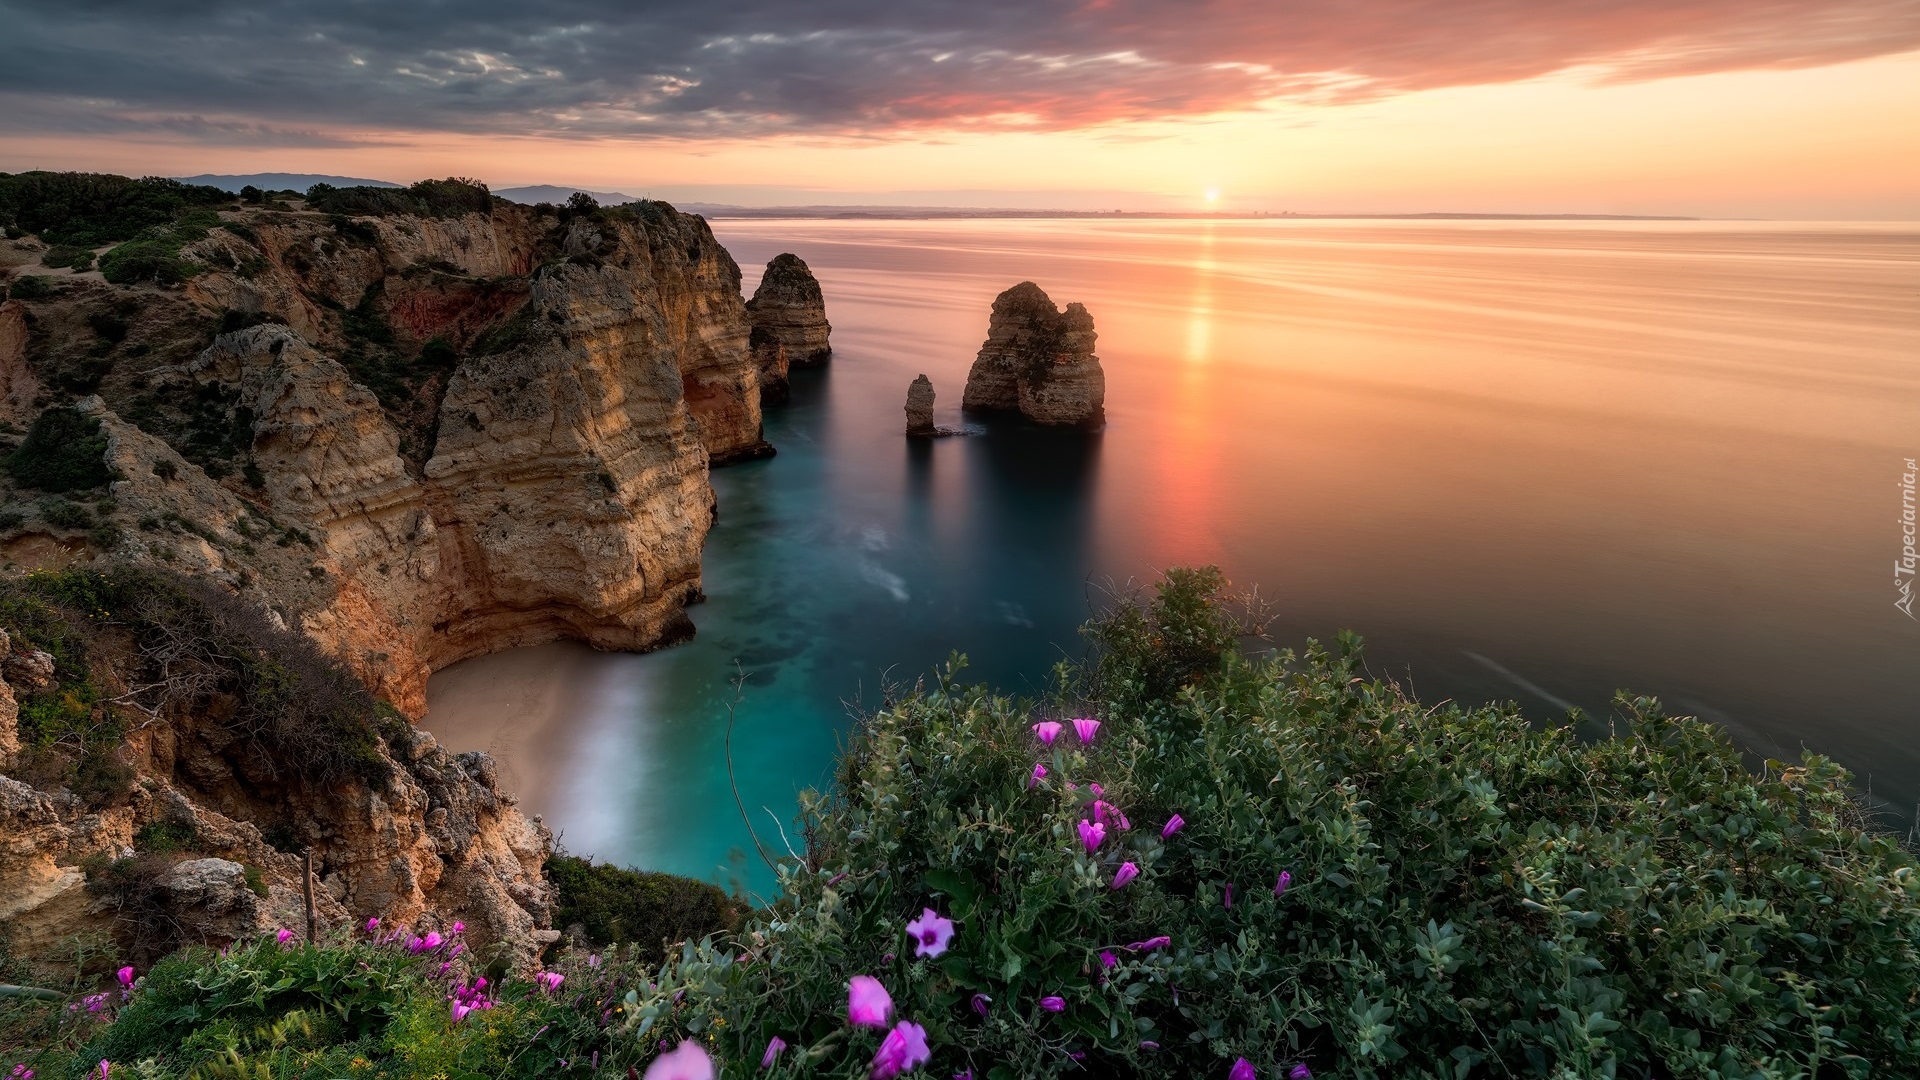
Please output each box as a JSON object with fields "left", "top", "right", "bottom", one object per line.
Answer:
{"left": 2, "top": 0, "right": 1917, "bottom": 217}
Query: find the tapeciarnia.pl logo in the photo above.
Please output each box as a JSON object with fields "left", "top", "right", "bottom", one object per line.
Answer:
{"left": 1898, "top": 457, "right": 1917, "bottom": 620}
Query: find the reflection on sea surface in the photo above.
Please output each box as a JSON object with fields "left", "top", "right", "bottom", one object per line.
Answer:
{"left": 428, "top": 219, "right": 1920, "bottom": 894}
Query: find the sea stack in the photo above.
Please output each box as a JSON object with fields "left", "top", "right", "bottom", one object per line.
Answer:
{"left": 746, "top": 253, "right": 832, "bottom": 403}
{"left": 906, "top": 374, "right": 935, "bottom": 436}
{"left": 961, "top": 281, "right": 1104, "bottom": 429}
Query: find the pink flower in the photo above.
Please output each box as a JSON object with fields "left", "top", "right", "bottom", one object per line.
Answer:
{"left": 364, "top": 917, "right": 380, "bottom": 933}
{"left": 81, "top": 993, "right": 108, "bottom": 1014}
{"left": 1111, "top": 862, "right": 1139, "bottom": 890}
{"left": 970, "top": 992, "right": 991, "bottom": 1017}
{"left": 1224, "top": 883, "right": 1234, "bottom": 909}
{"left": 869, "top": 1020, "right": 931, "bottom": 1080}
{"left": 1288, "top": 1065, "right": 1313, "bottom": 1080}
{"left": 449, "top": 921, "right": 465, "bottom": 936}
{"left": 1099, "top": 950, "right": 1118, "bottom": 969}
{"left": 97, "top": 1063, "right": 110, "bottom": 1080}
{"left": 1032, "top": 721, "right": 1063, "bottom": 745}
{"left": 1275, "top": 871, "right": 1292, "bottom": 897}
{"left": 535, "top": 971, "right": 564, "bottom": 994}
{"left": 1028, "top": 763, "right": 1047, "bottom": 788}
{"left": 1091, "top": 800, "right": 1129, "bottom": 830}
{"left": 275, "top": 929, "right": 294, "bottom": 946}
{"left": 1161, "top": 814, "right": 1185, "bottom": 839}
{"left": 760, "top": 1036, "right": 787, "bottom": 1069}
{"left": 848, "top": 975, "right": 894, "bottom": 1028}
{"left": 1126, "top": 935, "right": 1171, "bottom": 952}
{"left": 1088, "top": 782, "right": 1103, "bottom": 797}
{"left": 12, "top": 1065, "right": 36, "bottom": 1080}
{"left": 1077, "top": 819, "right": 1106, "bottom": 853}
{"left": 450, "top": 1002, "right": 473, "bottom": 1023}
{"left": 1230, "top": 1058, "right": 1257, "bottom": 1080}
{"left": 115, "top": 966, "right": 134, "bottom": 988}
{"left": 1039, "top": 995, "right": 1066, "bottom": 1013}
{"left": 1139, "top": 1041, "right": 1160, "bottom": 1050}
{"left": 587, "top": 953, "right": 602, "bottom": 968}
{"left": 905, "top": 908, "right": 955, "bottom": 958}
{"left": 1071, "top": 718, "right": 1101, "bottom": 743}
{"left": 645, "top": 1040, "right": 715, "bottom": 1080}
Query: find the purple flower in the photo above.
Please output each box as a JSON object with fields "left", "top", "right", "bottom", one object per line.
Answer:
{"left": 848, "top": 975, "right": 894, "bottom": 1028}
{"left": 1039, "top": 996, "right": 1066, "bottom": 1013}
{"left": 115, "top": 966, "right": 134, "bottom": 988}
{"left": 645, "top": 1041, "right": 714, "bottom": 1080}
{"left": 906, "top": 908, "right": 955, "bottom": 958}
{"left": 869, "top": 1020, "right": 931, "bottom": 1080}
{"left": 1161, "top": 814, "right": 1185, "bottom": 839}
{"left": 1088, "top": 782, "right": 1103, "bottom": 797}
{"left": 1028, "top": 763, "right": 1047, "bottom": 789}
{"left": 449, "top": 921, "right": 465, "bottom": 936}
{"left": 1275, "top": 870, "right": 1292, "bottom": 897}
{"left": 587, "top": 953, "right": 602, "bottom": 969}
{"left": 535, "top": 971, "right": 564, "bottom": 994}
{"left": 364, "top": 917, "right": 380, "bottom": 933}
{"left": 1032, "top": 721, "right": 1063, "bottom": 745}
{"left": 954, "top": 1073, "right": 974, "bottom": 1080}
{"left": 1072, "top": 717, "right": 1101, "bottom": 743}
{"left": 274, "top": 928, "right": 294, "bottom": 946}
{"left": 828, "top": 871, "right": 850, "bottom": 887}
{"left": 1224, "top": 883, "right": 1234, "bottom": 909}
{"left": 81, "top": 993, "right": 108, "bottom": 1014}
{"left": 760, "top": 1036, "right": 788, "bottom": 1069}
{"left": 1090, "top": 800, "right": 1130, "bottom": 830}
{"left": 970, "top": 992, "right": 992, "bottom": 1017}
{"left": 1139, "top": 1041, "right": 1160, "bottom": 1051}
{"left": 12, "top": 1065, "right": 36, "bottom": 1080}
{"left": 97, "top": 1063, "right": 110, "bottom": 1080}
{"left": 1288, "top": 1065, "right": 1313, "bottom": 1080}
{"left": 1077, "top": 819, "right": 1106, "bottom": 853}
{"left": 1099, "top": 950, "right": 1118, "bottom": 969}
{"left": 1229, "top": 1059, "right": 1257, "bottom": 1080}
{"left": 1126, "top": 935, "right": 1172, "bottom": 952}
{"left": 1111, "top": 862, "right": 1139, "bottom": 890}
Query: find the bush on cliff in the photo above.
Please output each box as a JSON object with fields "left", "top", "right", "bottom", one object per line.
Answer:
{"left": 4, "top": 406, "right": 113, "bottom": 492}
{"left": 546, "top": 853, "right": 741, "bottom": 963}
{"left": 0, "top": 172, "right": 228, "bottom": 247}
{"left": 304, "top": 177, "right": 495, "bottom": 219}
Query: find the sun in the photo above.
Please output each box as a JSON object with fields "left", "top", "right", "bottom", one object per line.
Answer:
{"left": 1203, "top": 188, "right": 1221, "bottom": 205}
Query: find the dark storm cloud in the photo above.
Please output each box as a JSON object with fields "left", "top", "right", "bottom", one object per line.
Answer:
{"left": 1, "top": 0, "right": 1915, "bottom": 140}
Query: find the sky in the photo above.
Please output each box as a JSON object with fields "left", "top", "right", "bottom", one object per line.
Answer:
{"left": 1, "top": 1, "right": 1917, "bottom": 217}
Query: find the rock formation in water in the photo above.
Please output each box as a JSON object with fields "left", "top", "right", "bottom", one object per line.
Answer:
{"left": 906, "top": 374, "right": 936, "bottom": 436}
{"left": 961, "top": 281, "right": 1104, "bottom": 429}
{"left": 745, "top": 253, "right": 831, "bottom": 403}
{"left": 0, "top": 188, "right": 773, "bottom": 713}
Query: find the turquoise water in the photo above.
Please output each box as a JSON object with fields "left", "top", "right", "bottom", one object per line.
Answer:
{"left": 429, "top": 219, "right": 1920, "bottom": 896}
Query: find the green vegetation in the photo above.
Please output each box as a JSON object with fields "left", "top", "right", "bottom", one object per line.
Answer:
{"left": 5, "top": 275, "right": 60, "bottom": 301}
{"left": 97, "top": 209, "right": 223, "bottom": 286}
{"left": 39, "top": 245, "right": 94, "bottom": 271}
{"left": 304, "top": 177, "right": 495, "bottom": 219}
{"left": 0, "top": 172, "right": 229, "bottom": 247}
{"left": 6, "top": 568, "right": 1918, "bottom": 1079}
{"left": 4, "top": 406, "right": 113, "bottom": 492}
{"left": 546, "top": 854, "right": 740, "bottom": 963}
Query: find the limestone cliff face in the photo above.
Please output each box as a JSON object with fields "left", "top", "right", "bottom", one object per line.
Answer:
{"left": 906, "top": 374, "right": 935, "bottom": 436}
{"left": 961, "top": 281, "right": 1105, "bottom": 429}
{"left": 745, "top": 253, "right": 832, "bottom": 404}
{"left": 0, "top": 300, "right": 38, "bottom": 425}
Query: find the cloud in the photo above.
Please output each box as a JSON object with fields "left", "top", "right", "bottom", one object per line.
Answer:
{"left": 0, "top": 0, "right": 1913, "bottom": 142}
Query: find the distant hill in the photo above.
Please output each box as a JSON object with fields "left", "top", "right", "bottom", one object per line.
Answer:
{"left": 175, "top": 173, "right": 401, "bottom": 193}
{"left": 494, "top": 184, "right": 645, "bottom": 206}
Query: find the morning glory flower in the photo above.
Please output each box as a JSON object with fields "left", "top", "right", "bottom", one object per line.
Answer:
{"left": 1224, "top": 883, "right": 1234, "bottom": 909}
{"left": 1029, "top": 763, "right": 1047, "bottom": 789}
{"left": 1112, "top": 862, "right": 1139, "bottom": 890}
{"left": 1039, "top": 996, "right": 1066, "bottom": 1013}
{"left": 1230, "top": 1059, "right": 1257, "bottom": 1080}
{"left": 1072, "top": 718, "right": 1101, "bottom": 743}
{"left": 970, "top": 992, "right": 992, "bottom": 1016}
{"left": 760, "top": 1037, "right": 787, "bottom": 1069}
{"left": 1099, "top": 950, "right": 1118, "bottom": 969}
{"left": 1289, "top": 1065, "right": 1313, "bottom": 1080}
{"left": 364, "top": 917, "right": 380, "bottom": 933}
{"left": 870, "top": 1020, "right": 931, "bottom": 1080}
{"left": 1275, "top": 870, "right": 1292, "bottom": 897}
{"left": 645, "top": 1040, "right": 715, "bottom": 1080}
{"left": 1139, "top": 1041, "right": 1160, "bottom": 1050}
{"left": 1161, "top": 814, "right": 1185, "bottom": 839}
{"left": 1033, "top": 721, "right": 1063, "bottom": 745}
{"left": 906, "top": 908, "right": 956, "bottom": 958}
{"left": 274, "top": 929, "right": 293, "bottom": 946}
{"left": 1078, "top": 819, "right": 1106, "bottom": 853}
{"left": 1126, "top": 935, "right": 1172, "bottom": 952}
{"left": 849, "top": 975, "right": 895, "bottom": 1028}
{"left": 535, "top": 971, "right": 564, "bottom": 994}
{"left": 115, "top": 966, "right": 134, "bottom": 988}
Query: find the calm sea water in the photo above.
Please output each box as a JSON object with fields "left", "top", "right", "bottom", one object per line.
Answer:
{"left": 427, "top": 218, "right": 1920, "bottom": 895}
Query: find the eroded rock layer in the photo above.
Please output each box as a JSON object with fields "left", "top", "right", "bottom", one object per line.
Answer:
{"left": 961, "top": 281, "right": 1104, "bottom": 429}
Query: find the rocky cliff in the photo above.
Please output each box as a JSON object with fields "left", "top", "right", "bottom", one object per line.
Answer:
{"left": 745, "top": 253, "right": 832, "bottom": 403}
{"left": 0, "top": 189, "right": 773, "bottom": 712}
{"left": 906, "top": 374, "right": 935, "bottom": 436}
{"left": 961, "top": 281, "right": 1105, "bottom": 429}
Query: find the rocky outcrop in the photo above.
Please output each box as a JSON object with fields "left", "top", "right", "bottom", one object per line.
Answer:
{"left": 0, "top": 300, "right": 37, "bottom": 425}
{"left": 961, "top": 282, "right": 1105, "bottom": 429}
{"left": 746, "top": 253, "right": 831, "bottom": 403}
{"left": 906, "top": 374, "right": 935, "bottom": 436}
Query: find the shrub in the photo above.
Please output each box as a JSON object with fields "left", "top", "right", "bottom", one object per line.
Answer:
{"left": 305, "top": 177, "right": 494, "bottom": 219}
{"left": 546, "top": 854, "right": 739, "bottom": 964}
{"left": 39, "top": 498, "right": 95, "bottom": 530}
{"left": 97, "top": 238, "right": 194, "bottom": 286}
{"left": 0, "top": 172, "right": 229, "bottom": 246}
{"left": 5, "top": 406, "right": 112, "bottom": 492}
{"left": 40, "top": 245, "right": 94, "bottom": 270}
{"left": 85, "top": 311, "right": 129, "bottom": 343}
{"left": 6, "top": 274, "right": 59, "bottom": 301}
